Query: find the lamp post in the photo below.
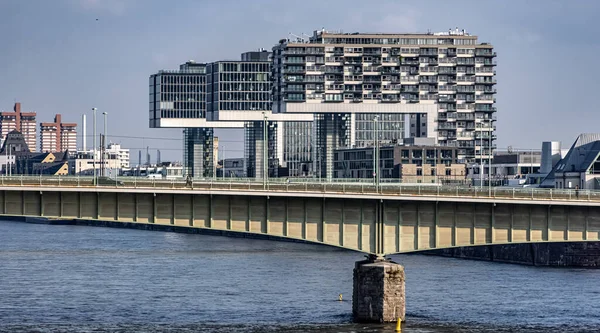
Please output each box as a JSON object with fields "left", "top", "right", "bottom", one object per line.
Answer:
{"left": 222, "top": 144, "right": 226, "bottom": 180}
{"left": 262, "top": 112, "right": 268, "bottom": 189}
{"left": 373, "top": 115, "right": 379, "bottom": 187}
{"left": 488, "top": 122, "right": 492, "bottom": 196}
{"left": 92, "top": 107, "right": 97, "bottom": 185}
{"left": 7, "top": 144, "right": 11, "bottom": 177}
{"left": 103, "top": 111, "right": 107, "bottom": 177}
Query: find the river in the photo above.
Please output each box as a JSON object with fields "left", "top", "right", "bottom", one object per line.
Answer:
{"left": 1, "top": 219, "right": 599, "bottom": 332}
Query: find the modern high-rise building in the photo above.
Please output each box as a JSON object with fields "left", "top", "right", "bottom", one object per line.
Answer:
{"left": 149, "top": 28, "right": 496, "bottom": 180}
{"left": 272, "top": 29, "right": 496, "bottom": 178}
{"left": 40, "top": 114, "right": 77, "bottom": 153}
{"left": 0, "top": 102, "right": 37, "bottom": 152}
{"left": 150, "top": 51, "right": 312, "bottom": 178}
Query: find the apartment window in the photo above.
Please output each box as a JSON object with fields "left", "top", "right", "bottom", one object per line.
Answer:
{"left": 417, "top": 169, "right": 423, "bottom": 176}
{"left": 445, "top": 169, "right": 452, "bottom": 176}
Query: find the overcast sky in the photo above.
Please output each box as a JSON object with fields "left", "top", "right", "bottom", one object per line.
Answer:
{"left": 1, "top": 0, "right": 598, "bottom": 162}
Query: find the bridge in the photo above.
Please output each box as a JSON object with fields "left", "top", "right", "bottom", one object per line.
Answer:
{"left": 1, "top": 176, "right": 600, "bottom": 255}
{"left": 3, "top": 176, "right": 600, "bottom": 323}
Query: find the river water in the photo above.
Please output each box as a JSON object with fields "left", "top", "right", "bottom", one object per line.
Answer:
{"left": 1, "top": 220, "right": 599, "bottom": 333}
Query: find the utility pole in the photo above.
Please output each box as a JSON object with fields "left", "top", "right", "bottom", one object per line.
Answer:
{"left": 92, "top": 107, "right": 97, "bottom": 185}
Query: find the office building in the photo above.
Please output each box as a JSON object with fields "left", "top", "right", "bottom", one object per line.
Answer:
{"left": 272, "top": 28, "right": 496, "bottom": 178}
{"left": 150, "top": 51, "right": 312, "bottom": 178}
{"left": 40, "top": 114, "right": 77, "bottom": 153}
{"left": 333, "top": 143, "right": 464, "bottom": 183}
{"left": 0, "top": 102, "right": 37, "bottom": 152}
{"left": 150, "top": 61, "right": 215, "bottom": 177}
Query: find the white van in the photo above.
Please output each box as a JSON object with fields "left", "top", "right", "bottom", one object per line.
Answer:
{"left": 146, "top": 173, "right": 162, "bottom": 179}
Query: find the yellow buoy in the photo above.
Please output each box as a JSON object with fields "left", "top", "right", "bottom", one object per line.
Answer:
{"left": 395, "top": 318, "right": 402, "bottom": 332}
{"left": 338, "top": 294, "right": 343, "bottom": 301}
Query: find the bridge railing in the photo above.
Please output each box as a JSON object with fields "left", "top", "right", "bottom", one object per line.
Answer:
{"left": 1, "top": 175, "right": 600, "bottom": 202}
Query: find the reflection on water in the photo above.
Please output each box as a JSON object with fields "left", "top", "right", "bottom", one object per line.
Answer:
{"left": 1, "top": 220, "right": 599, "bottom": 332}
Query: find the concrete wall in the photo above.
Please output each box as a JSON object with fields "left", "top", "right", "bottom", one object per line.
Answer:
{"left": 2, "top": 188, "right": 600, "bottom": 255}
{"left": 425, "top": 242, "right": 600, "bottom": 267}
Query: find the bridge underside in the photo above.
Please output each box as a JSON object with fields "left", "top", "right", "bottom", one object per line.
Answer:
{"left": 2, "top": 188, "right": 600, "bottom": 255}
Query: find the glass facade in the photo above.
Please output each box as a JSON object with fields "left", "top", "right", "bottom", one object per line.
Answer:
{"left": 282, "top": 121, "right": 313, "bottom": 176}
{"left": 206, "top": 61, "right": 271, "bottom": 120}
{"left": 148, "top": 62, "right": 207, "bottom": 127}
{"left": 244, "top": 121, "right": 278, "bottom": 178}
{"left": 183, "top": 127, "right": 214, "bottom": 178}
{"left": 354, "top": 113, "right": 406, "bottom": 148}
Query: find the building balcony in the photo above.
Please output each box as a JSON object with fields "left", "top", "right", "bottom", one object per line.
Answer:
{"left": 474, "top": 105, "right": 497, "bottom": 112}
{"left": 475, "top": 50, "right": 497, "bottom": 57}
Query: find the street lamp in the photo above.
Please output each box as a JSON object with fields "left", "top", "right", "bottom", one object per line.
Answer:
{"left": 262, "top": 111, "right": 268, "bottom": 189}
{"left": 92, "top": 107, "right": 97, "bottom": 185}
{"left": 222, "top": 144, "right": 226, "bottom": 180}
{"left": 103, "top": 111, "right": 107, "bottom": 177}
{"left": 373, "top": 115, "right": 379, "bottom": 187}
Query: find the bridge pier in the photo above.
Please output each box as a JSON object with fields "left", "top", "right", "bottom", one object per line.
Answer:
{"left": 352, "top": 256, "right": 405, "bottom": 323}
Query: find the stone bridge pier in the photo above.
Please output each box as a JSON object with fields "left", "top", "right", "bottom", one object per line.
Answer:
{"left": 353, "top": 256, "right": 405, "bottom": 323}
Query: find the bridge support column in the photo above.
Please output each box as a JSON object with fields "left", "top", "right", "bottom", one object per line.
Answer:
{"left": 352, "top": 257, "right": 405, "bottom": 323}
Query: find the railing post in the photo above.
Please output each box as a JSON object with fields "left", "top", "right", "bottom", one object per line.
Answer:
{"left": 512, "top": 188, "right": 515, "bottom": 199}
{"left": 456, "top": 186, "right": 458, "bottom": 197}
{"left": 589, "top": 191, "right": 591, "bottom": 201}
{"left": 418, "top": 185, "right": 421, "bottom": 195}
{"left": 569, "top": 190, "right": 572, "bottom": 200}
{"left": 21, "top": 174, "right": 23, "bottom": 186}
{"left": 531, "top": 188, "right": 534, "bottom": 200}
{"left": 493, "top": 187, "right": 496, "bottom": 198}
{"left": 550, "top": 189, "right": 552, "bottom": 201}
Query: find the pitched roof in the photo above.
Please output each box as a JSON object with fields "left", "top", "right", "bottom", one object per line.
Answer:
{"left": 541, "top": 134, "right": 600, "bottom": 187}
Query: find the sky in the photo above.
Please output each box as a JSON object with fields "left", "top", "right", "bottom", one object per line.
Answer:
{"left": 1, "top": 0, "right": 599, "bottom": 162}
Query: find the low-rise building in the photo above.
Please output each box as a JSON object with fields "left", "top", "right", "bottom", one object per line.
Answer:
{"left": 218, "top": 157, "right": 246, "bottom": 177}
{"left": 541, "top": 134, "right": 600, "bottom": 189}
{"left": 466, "top": 149, "right": 542, "bottom": 186}
{"left": 72, "top": 150, "right": 121, "bottom": 176}
{"left": 333, "top": 144, "right": 465, "bottom": 184}
{"left": 160, "top": 162, "right": 184, "bottom": 179}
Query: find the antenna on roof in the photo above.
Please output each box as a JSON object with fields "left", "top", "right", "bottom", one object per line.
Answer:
{"left": 288, "top": 32, "right": 304, "bottom": 43}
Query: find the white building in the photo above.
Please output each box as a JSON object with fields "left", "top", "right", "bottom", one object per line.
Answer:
{"left": 72, "top": 144, "right": 130, "bottom": 176}
{"left": 106, "top": 143, "right": 130, "bottom": 168}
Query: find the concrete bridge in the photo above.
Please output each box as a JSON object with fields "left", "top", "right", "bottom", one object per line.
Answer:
{"left": 1, "top": 177, "right": 600, "bottom": 255}
{"left": 2, "top": 176, "right": 600, "bottom": 323}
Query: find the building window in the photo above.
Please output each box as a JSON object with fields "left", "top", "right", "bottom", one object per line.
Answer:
{"left": 417, "top": 169, "right": 422, "bottom": 176}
